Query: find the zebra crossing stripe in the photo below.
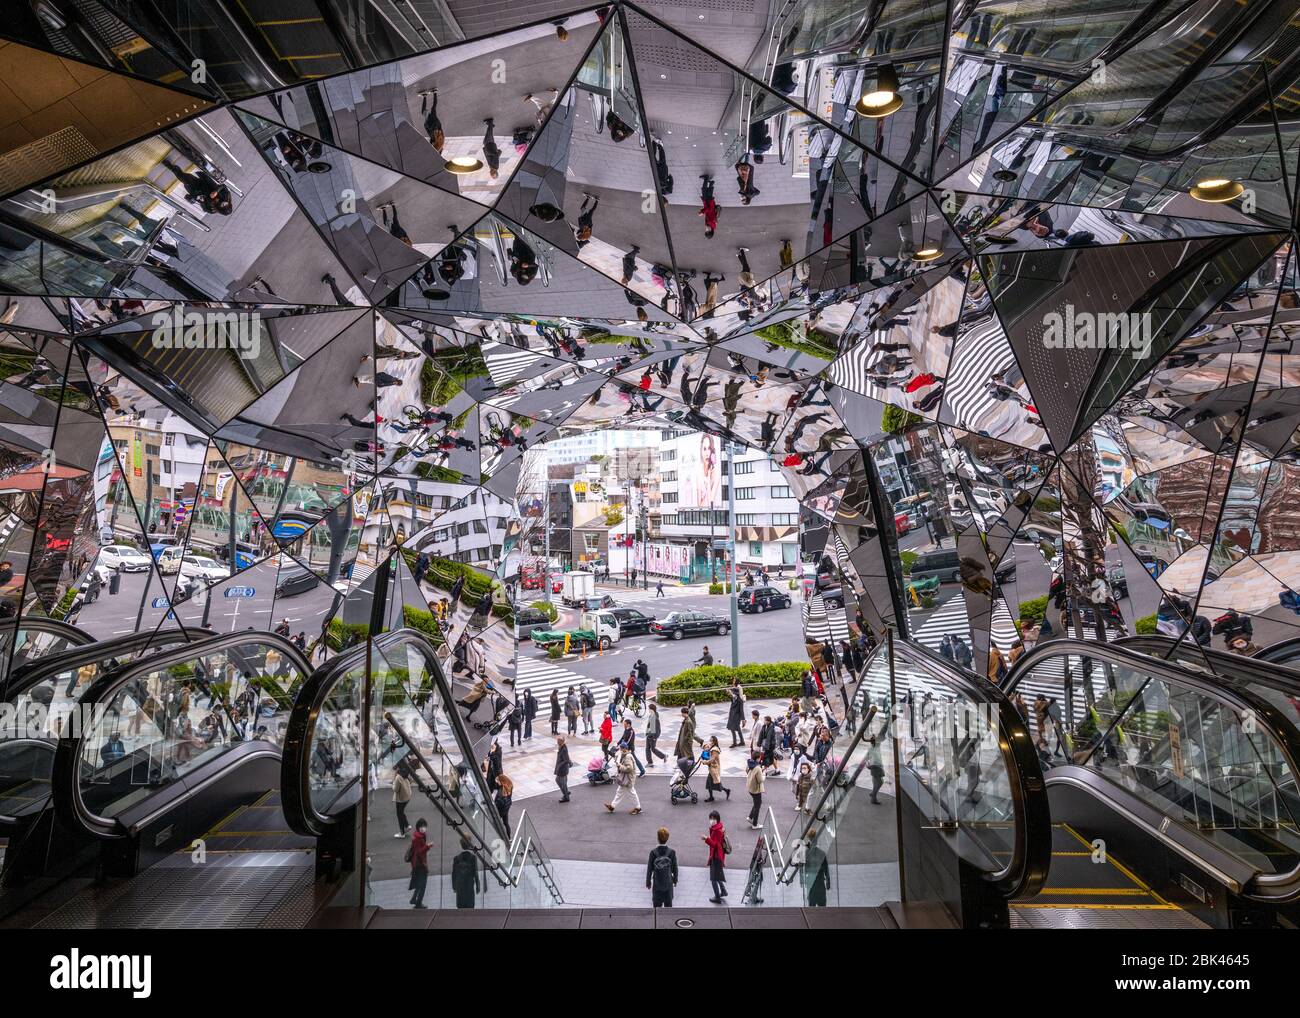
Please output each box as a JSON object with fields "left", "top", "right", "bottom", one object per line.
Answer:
{"left": 513, "top": 656, "right": 611, "bottom": 707}
{"left": 942, "top": 316, "right": 1019, "bottom": 430}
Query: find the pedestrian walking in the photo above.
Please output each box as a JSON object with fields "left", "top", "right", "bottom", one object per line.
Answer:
{"left": 617, "top": 718, "right": 646, "bottom": 777}
{"left": 673, "top": 705, "right": 703, "bottom": 761}
{"left": 451, "top": 835, "right": 479, "bottom": 908}
{"left": 392, "top": 762, "right": 412, "bottom": 838}
{"left": 656, "top": 579, "right": 665, "bottom": 597}
{"left": 507, "top": 697, "right": 523, "bottom": 747}
{"left": 726, "top": 679, "right": 745, "bottom": 747}
{"left": 644, "top": 702, "right": 667, "bottom": 766}
{"left": 494, "top": 774, "right": 514, "bottom": 835}
{"left": 867, "top": 737, "right": 885, "bottom": 804}
{"left": 407, "top": 818, "right": 430, "bottom": 907}
{"left": 549, "top": 688, "right": 560, "bottom": 735}
{"left": 605, "top": 746, "right": 643, "bottom": 814}
{"left": 565, "top": 685, "right": 579, "bottom": 735}
{"left": 704, "top": 811, "right": 728, "bottom": 903}
{"left": 580, "top": 684, "right": 595, "bottom": 734}
{"left": 554, "top": 735, "right": 572, "bottom": 802}
{"left": 523, "top": 688, "right": 537, "bottom": 739}
{"left": 599, "top": 712, "right": 614, "bottom": 758}
{"left": 746, "top": 756, "right": 765, "bottom": 829}
{"left": 646, "top": 826, "right": 678, "bottom": 907}
{"left": 703, "top": 736, "right": 731, "bottom": 801}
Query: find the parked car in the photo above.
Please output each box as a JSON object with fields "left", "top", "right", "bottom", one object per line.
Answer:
{"left": 514, "top": 606, "right": 554, "bottom": 642}
{"left": 739, "top": 585, "right": 792, "bottom": 613}
{"left": 98, "top": 545, "right": 152, "bottom": 572}
{"left": 910, "top": 548, "right": 962, "bottom": 584}
{"left": 275, "top": 567, "right": 320, "bottom": 598}
{"left": 179, "top": 554, "right": 230, "bottom": 585}
{"left": 608, "top": 606, "right": 654, "bottom": 635}
{"left": 651, "top": 610, "right": 730, "bottom": 640}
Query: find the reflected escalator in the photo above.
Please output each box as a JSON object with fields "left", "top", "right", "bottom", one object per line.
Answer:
{"left": 749, "top": 638, "right": 1050, "bottom": 928}
{"left": 282, "top": 629, "right": 563, "bottom": 909}
{"left": 1004, "top": 637, "right": 1300, "bottom": 928}
{"left": 0, "top": 627, "right": 204, "bottom": 906}
{"left": 0, "top": 631, "right": 316, "bottom": 927}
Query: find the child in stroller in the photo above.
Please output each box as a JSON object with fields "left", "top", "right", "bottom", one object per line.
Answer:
{"left": 586, "top": 754, "right": 612, "bottom": 785}
{"left": 669, "top": 754, "right": 700, "bottom": 805}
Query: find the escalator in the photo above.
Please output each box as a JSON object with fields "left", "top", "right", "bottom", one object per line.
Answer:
{"left": 0, "top": 626, "right": 205, "bottom": 904}
{"left": 0, "top": 631, "right": 314, "bottom": 927}
{"left": 749, "top": 637, "right": 1050, "bottom": 928}
{"left": 1004, "top": 638, "right": 1300, "bottom": 928}
{"left": 281, "top": 629, "right": 563, "bottom": 910}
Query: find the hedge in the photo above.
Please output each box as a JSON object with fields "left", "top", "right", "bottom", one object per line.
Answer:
{"left": 900, "top": 550, "right": 919, "bottom": 575}
{"left": 402, "top": 605, "right": 446, "bottom": 645}
{"left": 326, "top": 618, "right": 371, "bottom": 650}
{"left": 708, "top": 582, "right": 735, "bottom": 595}
{"left": 1019, "top": 595, "right": 1048, "bottom": 625}
{"left": 656, "top": 661, "right": 808, "bottom": 707}
{"left": 1135, "top": 613, "right": 1157, "bottom": 634}
{"left": 530, "top": 600, "right": 558, "bottom": 623}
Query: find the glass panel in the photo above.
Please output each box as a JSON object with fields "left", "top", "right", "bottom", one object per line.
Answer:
{"left": 78, "top": 639, "right": 307, "bottom": 821}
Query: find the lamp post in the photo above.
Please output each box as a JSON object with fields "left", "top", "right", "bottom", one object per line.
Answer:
{"left": 726, "top": 441, "right": 739, "bottom": 666}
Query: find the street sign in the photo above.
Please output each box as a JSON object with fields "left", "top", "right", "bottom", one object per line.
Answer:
{"left": 711, "top": 539, "right": 734, "bottom": 550}
{"left": 150, "top": 597, "right": 171, "bottom": 609}
{"left": 223, "top": 586, "right": 256, "bottom": 598}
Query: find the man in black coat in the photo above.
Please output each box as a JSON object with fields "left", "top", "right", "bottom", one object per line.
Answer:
{"left": 646, "top": 826, "right": 678, "bottom": 908}
{"left": 522, "top": 689, "right": 538, "bottom": 740}
{"left": 554, "top": 735, "right": 572, "bottom": 802}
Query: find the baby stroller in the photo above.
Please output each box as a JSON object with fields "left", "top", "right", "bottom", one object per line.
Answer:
{"left": 586, "top": 755, "right": 612, "bottom": 786}
{"left": 669, "top": 755, "right": 700, "bottom": 805}
{"left": 475, "top": 691, "right": 512, "bottom": 733}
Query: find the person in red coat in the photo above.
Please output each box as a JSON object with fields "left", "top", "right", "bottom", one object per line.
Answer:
{"left": 408, "top": 818, "right": 430, "bottom": 908}
{"left": 599, "top": 713, "right": 614, "bottom": 759}
{"left": 703, "top": 811, "right": 728, "bottom": 903}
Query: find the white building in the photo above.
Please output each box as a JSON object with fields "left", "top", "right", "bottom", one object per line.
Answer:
{"left": 543, "top": 428, "right": 659, "bottom": 466}
{"left": 649, "top": 429, "right": 800, "bottom": 581}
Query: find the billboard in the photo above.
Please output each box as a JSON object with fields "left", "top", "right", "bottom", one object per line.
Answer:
{"left": 677, "top": 434, "right": 721, "bottom": 508}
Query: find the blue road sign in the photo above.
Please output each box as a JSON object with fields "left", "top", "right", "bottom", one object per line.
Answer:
{"left": 151, "top": 597, "right": 171, "bottom": 608}
{"left": 223, "top": 586, "right": 256, "bottom": 598}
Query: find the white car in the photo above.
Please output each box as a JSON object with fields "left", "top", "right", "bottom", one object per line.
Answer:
{"left": 97, "top": 545, "right": 152, "bottom": 572}
{"left": 179, "top": 554, "right": 230, "bottom": 585}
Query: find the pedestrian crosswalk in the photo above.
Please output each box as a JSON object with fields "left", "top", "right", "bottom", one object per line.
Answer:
{"left": 803, "top": 592, "right": 850, "bottom": 645}
{"left": 513, "top": 653, "right": 611, "bottom": 714}
{"left": 942, "top": 315, "right": 1020, "bottom": 432}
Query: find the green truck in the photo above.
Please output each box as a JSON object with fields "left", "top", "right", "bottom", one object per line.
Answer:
{"left": 531, "top": 611, "right": 622, "bottom": 652}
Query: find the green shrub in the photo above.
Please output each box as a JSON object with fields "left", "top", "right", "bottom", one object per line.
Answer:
{"left": 530, "top": 600, "right": 558, "bottom": 623}
{"left": 1019, "top": 595, "right": 1048, "bottom": 625}
{"left": 1135, "top": 613, "right": 1158, "bottom": 635}
{"left": 709, "top": 582, "right": 723, "bottom": 595}
{"left": 788, "top": 579, "right": 798, "bottom": 590}
{"left": 326, "top": 618, "right": 370, "bottom": 650}
{"left": 882, "top": 404, "right": 923, "bottom": 434}
{"left": 656, "top": 661, "right": 808, "bottom": 706}
{"left": 53, "top": 586, "right": 79, "bottom": 620}
{"left": 546, "top": 643, "right": 565, "bottom": 660}
{"left": 900, "top": 550, "right": 919, "bottom": 575}
{"left": 401, "top": 605, "right": 445, "bottom": 645}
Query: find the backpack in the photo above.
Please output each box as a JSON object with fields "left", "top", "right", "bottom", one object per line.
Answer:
{"left": 651, "top": 848, "right": 674, "bottom": 891}
{"left": 722, "top": 834, "right": 732, "bottom": 856}
{"left": 403, "top": 843, "right": 413, "bottom": 863}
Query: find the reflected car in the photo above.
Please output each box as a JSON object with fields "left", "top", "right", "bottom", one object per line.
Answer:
{"left": 179, "top": 555, "right": 230, "bottom": 584}
{"left": 275, "top": 568, "right": 320, "bottom": 598}
{"left": 98, "top": 545, "right": 152, "bottom": 572}
{"left": 515, "top": 606, "right": 554, "bottom": 641}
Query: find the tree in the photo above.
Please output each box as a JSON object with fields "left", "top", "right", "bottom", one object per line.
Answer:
{"left": 881, "top": 404, "right": 922, "bottom": 434}
{"left": 602, "top": 504, "right": 625, "bottom": 528}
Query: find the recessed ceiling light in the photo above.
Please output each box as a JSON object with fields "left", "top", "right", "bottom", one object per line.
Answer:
{"left": 855, "top": 63, "right": 902, "bottom": 118}
{"left": 445, "top": 156, "right": 483, "bottom": 174}
{"left": 1190, "top": 178, "right": 1244, "bottom": 203}
{"left": 911, "top": 247, "right": 943, "bottom": 262}
{"left": 660, "top": 73, "right": 667, "bottom": 79}
{"left": 992, "top": 169, "right": 1017, "bottom": 182}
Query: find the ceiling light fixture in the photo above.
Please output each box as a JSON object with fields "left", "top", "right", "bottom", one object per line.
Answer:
{"left": 911, "top": 246, "right": 943, "bottom": 262}
{"left": 444, "top": 155, "right": 483, "bottom": 174}
{"left": 855, "top": 63, "right": 902, "bottom": 118}
{"left": 1189, "top": 177, "right": 1244, "bottom": 203}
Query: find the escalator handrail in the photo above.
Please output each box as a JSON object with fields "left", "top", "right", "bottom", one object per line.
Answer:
{"left": 1004, "top": 636, "right": 1300, "bottom": 896}
{"left": 50, "top": 631, "right": 311, "bottom": 839}
{"left": 878, "top": 637, "right": 1051, "bottom": 900}
{"left": 0, "top": 616, "right": 94, "bottom": 655}
{"left": 2, "top": 627, "right": 204, "bottom": 702}
{"left": 1254, "top": 635, "right": 1300, "bottom": 665}
{"left": 1115, "top": 635, "right": 1300, "bottom": 697}
{"left": 280, "top": 635, "right": 375, "bottom": 838}
{"left": 283, "top": 629, "right": 506, "bottom": 841}
{"left": 383, "top": 712, "right": 513, "bottom": 889}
